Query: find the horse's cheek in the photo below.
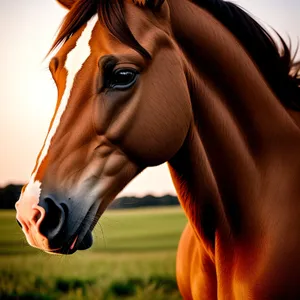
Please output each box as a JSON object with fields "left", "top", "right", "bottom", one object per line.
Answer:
{"left": 120, "top": 81, "right": 191, "bottom": 165}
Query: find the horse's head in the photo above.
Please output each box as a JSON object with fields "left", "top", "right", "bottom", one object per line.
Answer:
{"left": 15, "top": 0, "right": 192, "bottom": 254}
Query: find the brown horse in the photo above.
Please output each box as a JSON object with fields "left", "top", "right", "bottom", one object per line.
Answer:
{"left": 15, "top": 0, "right": 300, "bottom": 298}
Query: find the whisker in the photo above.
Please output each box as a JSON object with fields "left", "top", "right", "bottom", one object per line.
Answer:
{"left": 98, "top": 222, "right": 107, "bottom": 249}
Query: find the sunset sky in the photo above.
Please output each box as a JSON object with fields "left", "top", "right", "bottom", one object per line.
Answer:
{"left": 0, "top": 0, "right": 299, "bottom": 196}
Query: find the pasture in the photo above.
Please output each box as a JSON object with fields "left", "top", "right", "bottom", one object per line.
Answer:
{"left": 0, "top": 206, "right": 186, "bottom": 299}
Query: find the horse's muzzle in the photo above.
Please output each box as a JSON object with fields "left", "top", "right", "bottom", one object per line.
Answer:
{"left": 15, "top": 194, "right": 94, "bottom": 254}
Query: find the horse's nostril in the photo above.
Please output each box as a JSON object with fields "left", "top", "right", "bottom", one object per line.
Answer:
{"left": 39, "top": 197, "right": 67, "bottom": 240}
{"left": 33, "top": 211, "right": 42, "bottom": 223}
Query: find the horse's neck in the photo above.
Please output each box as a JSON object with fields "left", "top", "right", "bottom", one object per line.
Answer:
{"left": 168, "top": 0, "right": 300, "bottom": 255}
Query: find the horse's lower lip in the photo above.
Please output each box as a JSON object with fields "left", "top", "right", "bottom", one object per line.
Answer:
{"left": 70, "top": 235, "right": 78, "bottom": 250}
{"left": 77, "top": 230, "right": 93, "bottom": 250}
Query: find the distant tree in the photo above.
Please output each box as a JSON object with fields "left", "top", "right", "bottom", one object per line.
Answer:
{"left": 108, "top": 194, "right": 180, "bottom": 209}
{"left": 0, "top": 184, "right": 23, "bottom": 209}
{"left": 0, "top": 184, "right": 179, "bottom": 210}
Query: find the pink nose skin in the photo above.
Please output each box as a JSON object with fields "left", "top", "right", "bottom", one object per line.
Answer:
{"left": 15, "top": 197, "right": 51, "bottom": 251}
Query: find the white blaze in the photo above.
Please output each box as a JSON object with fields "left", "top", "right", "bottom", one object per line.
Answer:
{"left": 22, "top": 15, "right": 98, "bottom": 200}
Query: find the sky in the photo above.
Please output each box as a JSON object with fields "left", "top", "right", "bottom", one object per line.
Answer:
{"left": 0, "top": 0, "right": 299, "bottom": 196}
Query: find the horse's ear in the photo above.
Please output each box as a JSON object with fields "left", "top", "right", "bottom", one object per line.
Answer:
{"left": 56, "top": 0, "right": 76, "bottom": 10}
{"left": 133, "top": 0, "right": 165, "bottom": 10}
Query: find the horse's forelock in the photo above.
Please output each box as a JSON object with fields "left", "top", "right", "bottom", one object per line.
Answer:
{"left": 98, "top": 0, "right": 151, "bottom": 59}
{"left": 49, "top": 0, "right": 97, "bottom": 54}
{"left": 49, "top": 0, "right": 151, "bottom": 60}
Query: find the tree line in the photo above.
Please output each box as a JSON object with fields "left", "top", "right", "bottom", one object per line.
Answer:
{"left": 0, "top": 184, "right": 180, "bottom": 209}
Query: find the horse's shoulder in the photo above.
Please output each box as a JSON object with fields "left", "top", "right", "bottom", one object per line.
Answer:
{"left": 176, "top": 223, "right": 217, "bottom": 300}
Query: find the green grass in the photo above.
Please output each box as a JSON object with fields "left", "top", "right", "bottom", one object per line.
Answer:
{"left": 0, "top": 207, "right": 186, "bottom": 299}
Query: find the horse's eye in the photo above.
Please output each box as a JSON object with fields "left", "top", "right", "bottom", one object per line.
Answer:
{"left": 109, "top": 68, "right": 139, "bottom": 90}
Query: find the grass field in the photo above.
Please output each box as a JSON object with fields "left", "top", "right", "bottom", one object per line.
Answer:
{"left": 0, "top": 207, "right": 187, "bottom": 300}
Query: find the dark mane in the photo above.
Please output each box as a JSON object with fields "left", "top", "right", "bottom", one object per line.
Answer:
{"left": 192, "top": 0, "right": 300, "bottom": 110}
{"left": 50, "top": 0, "right": 300, "bottom": 110}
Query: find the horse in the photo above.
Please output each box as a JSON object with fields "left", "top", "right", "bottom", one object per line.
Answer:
{"left": 15, "top": 0, "right": 300, "bottom": 298}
